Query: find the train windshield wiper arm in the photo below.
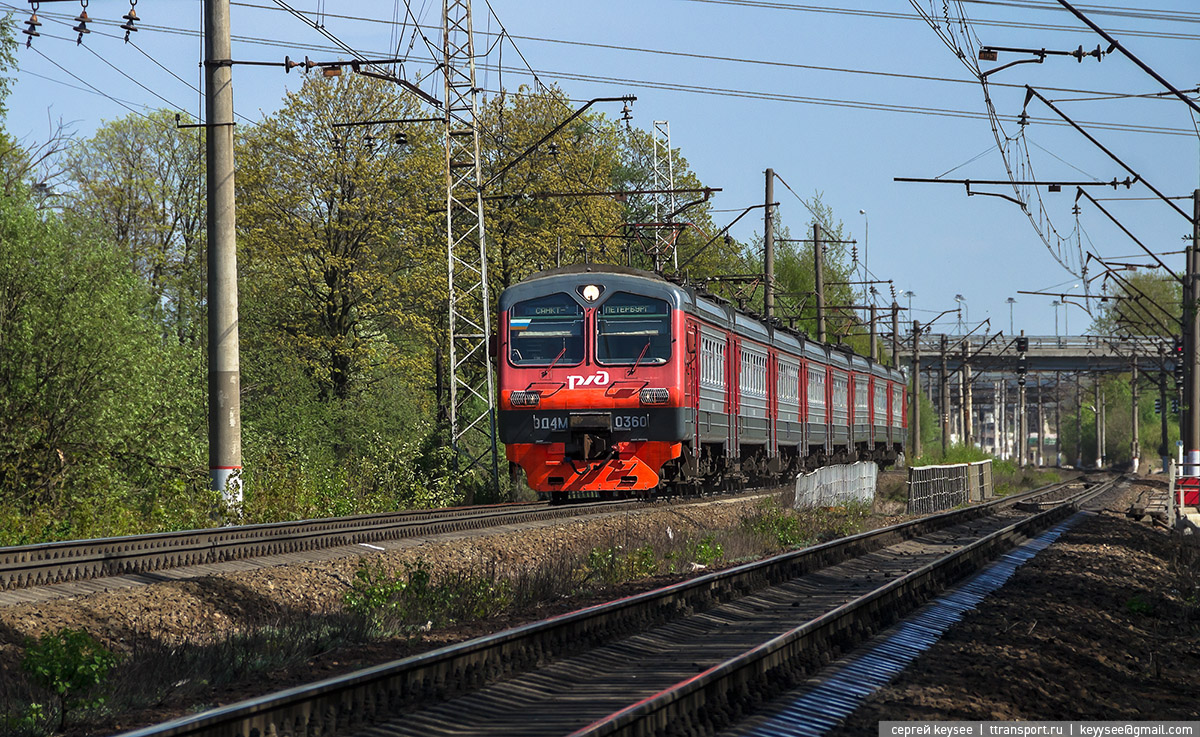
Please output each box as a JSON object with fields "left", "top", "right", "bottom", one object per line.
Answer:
{"left": 628, "top": 341, "right": 651, "bottom": 376}
{"left": 542, "top": 346, "right": 567, "bottom": 377}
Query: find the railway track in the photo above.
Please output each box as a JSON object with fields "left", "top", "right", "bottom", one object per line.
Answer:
{"left": 0, "top": 498, "right": 680, "bottom": 593}
{"left": 118, "top": 475, "right": 1112, "bottom": 737}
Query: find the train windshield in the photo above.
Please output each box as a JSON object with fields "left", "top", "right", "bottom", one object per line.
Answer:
{"left": 596, "top": 292, "right": 672, "bottom": 365}
{"left": 508, "top": 293, "right": 584, "bottom": 366}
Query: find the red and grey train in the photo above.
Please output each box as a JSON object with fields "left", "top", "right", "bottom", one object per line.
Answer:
{"left": 497, "top": 265, "right": 908, "bottom": 500}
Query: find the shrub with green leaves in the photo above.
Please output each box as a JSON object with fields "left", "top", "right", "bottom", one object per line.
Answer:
{"left": 687, "top": 534, "right": 724, "bottom": 566}
{"left": 587, "top": 544, "right": 659, "bottom": 584}
{"left": 743, "top": 504, "right": 810, "bottom": 550}
{"left": 343, "top": 560, "right": 512, "bottom": 634}
{"left": 21, "top": 628, "right": 119, "bottom": 730}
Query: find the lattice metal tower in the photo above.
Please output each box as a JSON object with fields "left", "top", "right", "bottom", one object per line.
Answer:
{"left": 443, "top": 0, "right": 499, "bottom": 492}
{"left": 652, "top": 120, "right": 678, "bottom": 271}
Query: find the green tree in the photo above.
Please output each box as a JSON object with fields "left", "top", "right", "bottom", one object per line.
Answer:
{"left": 0, "top": 15, "right": 73, "bottom": 200}
{"left": 22, "top": 628, "right": 119, "bottom": 730}
{"left": 238, "top": 74, "right": 443, "bottom": 404}
{"left": 478, "top": 86, "right": 626, "bottom": 288}
{"left": 0, "top": 188, "right": 206, "bottom": 543}
{"left": 1090, "top": 269, "right": 1180, "bottom": 338}
{"left": 65, "top": 110, "right": 207, "bottom": 344}
{"left": 611, "top": 124, "right": 738, "bottom": 278}
{"left": 1066, "top": 270, "right": 1182, "bottom": 469}
{"left": 742, "top": 192, "right": 857, "bottom": 342}
{"left": 234, "top": 73, "right": 465, "bottom": 511}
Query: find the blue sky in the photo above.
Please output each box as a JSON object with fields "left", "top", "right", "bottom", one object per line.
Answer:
{"left": 6, "top": 0, "right": 1198, "bottom": 338}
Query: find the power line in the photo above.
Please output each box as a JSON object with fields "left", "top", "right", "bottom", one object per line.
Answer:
{"left": 15, "top": 64, "right": 152, "bottom": 113}
{"left": 223, "top": 2, "right": 1199, "bottom": 103}
{"left": 675, "top": 0, "right": 1200, "bottom": 42}
{"left": 16, "top": 4, "right": 1195, "bottom": 139}
{"left": 26, "top": 45, "right": 147, "bottom": 119}
{"left": 475, "top": 62, "right": 1197, "bottom": 138}
{"left": 5, "top": 3, "right": 261, "bottom": 125}
{"left": 959, "top": 0, "right": 1200, "bottom": 25}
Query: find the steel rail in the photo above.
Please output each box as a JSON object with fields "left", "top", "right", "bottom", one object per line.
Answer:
{"left": 115, "top": 477, "right": 1091, "bottom": 737}
{"left": 573, "top": 478, "right": 1118, "bottom": 737}
{"left": 0, "top": 499, "right": 654, "bottom": 591}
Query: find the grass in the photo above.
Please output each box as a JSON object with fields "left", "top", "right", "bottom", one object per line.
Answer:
{"left": 0, "top": 497, "right": 878, "bottom": 736}
{"left": 0, "top": 615, "right": 371, "bottom": 737}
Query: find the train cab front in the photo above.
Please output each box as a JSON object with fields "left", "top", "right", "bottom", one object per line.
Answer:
{"left": 497, "top": 267, "right": 687, "bottom": 499}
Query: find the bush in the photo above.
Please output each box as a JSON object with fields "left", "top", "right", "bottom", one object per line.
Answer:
{"left": 742, "top": 503, "right": 811, "bottom": 550}
{"left": 687, "top": 534, "right": 724, "bottom": 566}
{"left": 587, "top": 544, "right": 659, "bottom": 584}
{"left": 20, "top": 628, "right": 119, "bottom": 731}
{"left": 0, "top": 191, "right": 206, "bottom": 545}
{"left": 343, "top": 560, "right": 512, "bottom": 634}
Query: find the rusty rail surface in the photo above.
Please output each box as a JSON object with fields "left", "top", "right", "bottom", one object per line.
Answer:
{"left": 0, "top": 499, "right": 655, "bottom": 591}
{"left": 114, "top": 476, "right": 1101, "bottom": 737}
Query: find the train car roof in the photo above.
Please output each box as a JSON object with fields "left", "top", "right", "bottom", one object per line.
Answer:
{"left": 500, "top": 265, "right": 900, "bottom": 371}
{"left": 498, "top": 264, "right": 691, "bottom": 312}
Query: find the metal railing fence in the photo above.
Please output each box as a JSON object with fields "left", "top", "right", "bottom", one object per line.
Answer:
{"left": 794, "top": 461, "right": 877, "bottom": 509}
{"left": 907, "top": 460, "right": 992, "bottom": 514}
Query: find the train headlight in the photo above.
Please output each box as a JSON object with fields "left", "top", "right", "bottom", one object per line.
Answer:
{"left": 578, "top": 284, "right": 604, "bottom": 302}
{"left": 509, "top": 390, "right": 541, "bottom": 407}
{"left": 639, "top": 388, "right": 669, "bottom": 405}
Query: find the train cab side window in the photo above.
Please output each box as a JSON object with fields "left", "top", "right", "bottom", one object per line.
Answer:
{"left": 701, "top": 335, "right": 725, "bottom": 389}
{"left": 508, "top": 293, "right": 584, "bottom": 366}
{"left": 596, "top": 292, "right": 672, "bottom": 365}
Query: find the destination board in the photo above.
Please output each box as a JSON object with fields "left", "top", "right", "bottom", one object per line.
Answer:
{"left": 601, "top": 303, "right": 667, "bottom": 316}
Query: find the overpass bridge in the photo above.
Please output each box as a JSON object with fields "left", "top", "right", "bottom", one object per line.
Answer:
{"left": 890, "top": 334, "right": 1177, "bottom": 470}
{"left": 894, "top": 334, "right": 1174, "bottom": 375}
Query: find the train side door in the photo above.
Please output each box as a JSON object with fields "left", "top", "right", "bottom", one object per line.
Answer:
{"left": 768, "top": 351, "right": 778, "bottom": 459}
{"left": 727, "top": 335, "right": 740, "bottom": 453}
{"left": 798, "top": 358, "right": 807, "bottom": 451}
{"left": 825, "top": 365, "right": 834, "bottom": 454}
{"left": 684, "top": 321, "right": 700, "bottom": 450}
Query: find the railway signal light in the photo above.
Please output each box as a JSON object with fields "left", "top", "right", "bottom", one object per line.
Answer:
{"left": 1015, "top": 336, "right": 1028, "bottom": 353}
{"left": 1155, "top": 397, "right": 1162, "bottom": 415}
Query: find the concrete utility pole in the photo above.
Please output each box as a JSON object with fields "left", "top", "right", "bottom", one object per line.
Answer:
{"left": 996, "top": 380, "right": 1004, "bottom": 458}
{"left": 1018, "top": 378, "right": 1027, "bottom": 468}
{"left": 869, "top": 303, "right": 878, "bottom": 361}
{"left": 205, "top": 0, "right": 242, "bottom": 504}
{"left": 814, "top": 223, "right": 826, "bottom": 342}
{"left": 891, "top": 303, "right": 900, "bottom": 367}
{"left": 1036, "top": 373, "right": 1045, "bottom": 466}
{"left": 911, "top": 320, "right": 922, "bottom": 459}
{"left": 957, "top": 345, "right": 965, "bottom": 446}
{"left": 1055, "top": 371, "right": 1062, "bottom": 467}
{"left": 940, "top": 334, "right": 950, "bottom": 456}
{"left": 961, "top": 342, "right": 972, "bottom": 447}
{"left": 1187, "top": 188, "right": 1200, "bottom": 476}
{"left": 1095, "top": 380, "right": 1103, "bottom": 468}
{"left": 1075, "top": 376, "right": 1084, "bottom": 468}
{"left": 764, "top": 168, "right": 774, "bottom": 320}
{"left": 1101, "top": 388, "right": 1108, "bottom": 466}
{"left": 1131, "top": 360, "right": 1140, "bottom": 473}
{"left": 1160, "top": 364, "right": 1171, "bottom": 473}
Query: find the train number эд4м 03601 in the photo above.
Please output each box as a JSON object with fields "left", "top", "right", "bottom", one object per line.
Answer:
{"left": 532, "top": 415, "right": 568, "bottom": 431}
{"left": 614, "top": 414, "right": 649, "bottom": 430}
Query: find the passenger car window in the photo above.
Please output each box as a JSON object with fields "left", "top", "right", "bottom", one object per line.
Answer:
{"left": 508, "top": 293, "right": 584, "bottom": 366}
{"left": 596, "top": 292, "right": 671, "bottom": 364}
